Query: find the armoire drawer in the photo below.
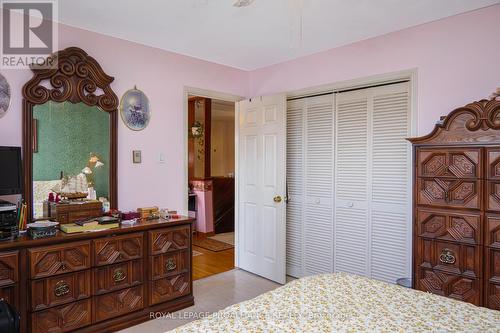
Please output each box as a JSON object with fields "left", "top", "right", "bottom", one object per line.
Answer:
{"left": 150, "top": 250, "right": 189, "bottom": 280}
{"left": 486, "top": 147, "right": 500, "bottom": 180}
{"left": 0, "top": 251, "right": 18, "bottom": 286}
{"left": 485, "top": 282, "right": 500, "bottom": 310}
{"left": 149, "top": 273, "right": 190, "bottom": 306}
{"left": 31, "top": 298, "right": 92, "bottom": 333}
{"left": 417, "top": 178, "right": 481, "bottom": 210}
{"left": 93, "top": 259, "right": 143, "bottom": 295}
{"left": 416, "top": 209, "right": 481, "bottom": 245}
{"left": 149, "top": 226, "right": 190, "bottom": 255}
{"left": 30, "top": 270, "right": 91, "bottom": 311}
{"left": 93, "top": 285, "right": 144, "bottom": 323}
{"left": 93, "top": 233, "right": 143, "bottom": 266}
{"left": 28, "top": 241, "right": 91, "bottom": 279}
{"left": 417, "top": 238, "right": 482, "bottom": 279}
{"left": 416, "top": 268, "right": 482, "bottom": 306}
{"left": 486, "top": 180, "right": 500, "bottom": 213}
{"left": 416, "top": 148, "right": 482, "bottom": 179}
{"left": 486, "top": 215, "right": 500, "bottom": 248}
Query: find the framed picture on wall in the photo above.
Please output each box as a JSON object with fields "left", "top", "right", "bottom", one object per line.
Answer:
{"left": 132, "top": 150, "right": 142, "bottom": 164}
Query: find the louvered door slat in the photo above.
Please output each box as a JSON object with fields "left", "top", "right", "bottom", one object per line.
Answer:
{"left": 334, "top": 92, "right": 369, "bottom": 276}
{"left": 370, "top": 84, "right": 410, "bottom": 283}
{"left": 286, "top": 100, "right": 304, "bottom": 277}
{"left": 304, "top": 95, "right": 333, "bottom": 275}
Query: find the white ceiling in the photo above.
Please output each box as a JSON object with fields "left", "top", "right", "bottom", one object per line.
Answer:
{"left": 58, "top": 0, "right": 500, "bottom": 70}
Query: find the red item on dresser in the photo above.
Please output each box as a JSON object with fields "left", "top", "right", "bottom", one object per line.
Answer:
{"left": 122, "top": 211, "right": 140, "bottom": 220}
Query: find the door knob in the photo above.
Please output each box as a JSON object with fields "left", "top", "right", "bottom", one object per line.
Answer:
{"left": 273, "top": 196, "right": 282, "bottom": 203}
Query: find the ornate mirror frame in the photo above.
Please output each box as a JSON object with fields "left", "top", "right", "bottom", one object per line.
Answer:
{"left": 22, "top": 47, "right": 119, "bottom": 221}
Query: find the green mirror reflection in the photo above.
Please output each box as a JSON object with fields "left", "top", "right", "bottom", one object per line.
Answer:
{"left": 32, "top": 101, "right": 110, "bottom": 219}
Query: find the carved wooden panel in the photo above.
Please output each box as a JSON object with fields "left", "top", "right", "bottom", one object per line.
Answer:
{"left": 150, "top": 273, "right": 190, "bottom": 306}
{"left": 149, "top": 226, "right": 190, "bottom": 255}
{"left": 0, "top": 284, "right": 18, "bottom": 310}
{"left": 417, "top": 148, "right": 481, "bottom": 178}
{"left": 417, "top": 178, "right": 480, "bottom": 209}
{"left": 486, "top": 215, "right": 500, "bottom": 248}
{"left": 150, "top": 250, "right": 189, "bottom": 280}
{"left": 93, "top": 285, "right": 144, "bottom": 323}
{"left": 486, "top": 248, "right": 500, "bottom": 310}
{"left": 486, "top": 181, "right": 500, "bottom": 212}
{"left": 28, "top": 241, "right": 91, "bottom": 279}
{"left": 30, "top": 270, "right": 91, "bottom": 311}
{"left": 487, "top": 148, "right": 500, "bottom": 180}
{"left": 31, "top": 299, "right": 92, "bottom": 333}
{"left": 416, "top": 268, "right": 481, "bottom": 306}
{"left": 417, "top": 238, "right": 481, "bottom": 279}
{"left": 416, "top": 209, "right": 481, "bottom": 244}
{"left": 93, "top": 259, "right": 143, "bottom": 295}
{"left": 93, "top": 233, "right": 143, "bottom": 266}
{"left": 0, "top": 251, "right": 18, "bottom": 286}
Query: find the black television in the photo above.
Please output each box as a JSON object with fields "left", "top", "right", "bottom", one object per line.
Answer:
{"left": 0, "top": 146, "right": 22, "bottom": 195}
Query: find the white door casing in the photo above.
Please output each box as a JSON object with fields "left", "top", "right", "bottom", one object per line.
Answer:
{"left": 236, "top": 94, "right": 287, "bottom": 284}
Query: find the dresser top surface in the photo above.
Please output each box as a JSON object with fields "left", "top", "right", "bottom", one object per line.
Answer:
{"left": 0, "top": 217, "right": 194, "bottom": 250}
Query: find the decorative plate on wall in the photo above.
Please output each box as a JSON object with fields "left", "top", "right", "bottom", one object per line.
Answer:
{"left": 120, "top": 86, "right": 151, "bottom": 131}
{"left": 0, "top": 73, "right": 11, "bottom": 119}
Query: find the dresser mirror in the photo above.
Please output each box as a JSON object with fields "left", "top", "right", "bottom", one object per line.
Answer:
{"left": 23, "top": 47, "right": 119, "bottom": 222}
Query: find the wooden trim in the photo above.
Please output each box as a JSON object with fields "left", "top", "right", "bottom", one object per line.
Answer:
{"left": 188, "top": 99, "right": 195, "bottom": 181}
{"left": 22, "top": 47, "right": 119, "bottom": 222}
{"left": 204, "top": 98, "right": 212, "bottom": 178}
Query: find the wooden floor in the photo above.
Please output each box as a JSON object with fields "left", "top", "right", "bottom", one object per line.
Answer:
{"left": 192, "top": 233, "right": 235, "bottom": 280}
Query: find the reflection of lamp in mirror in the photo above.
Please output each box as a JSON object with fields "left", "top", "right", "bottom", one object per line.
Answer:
{"left": 83, "top": 153, "right": 105, "bottom": 199}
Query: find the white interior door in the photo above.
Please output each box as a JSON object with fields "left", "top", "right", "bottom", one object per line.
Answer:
{"left": 236, "top": 94, "right": 286, "bottom": 284}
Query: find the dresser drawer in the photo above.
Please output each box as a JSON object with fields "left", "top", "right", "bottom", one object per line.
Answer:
{"left": 150, "top": 273, "right": 190, "bottom": 306}
{"left": 150, "top": 250, "right": 189, "bottom": 280}
{"left": 93, "top": 285, "right": 144, "bottom": 323}
{"left": 30, "top": 270, "right": 91, "bottom": 311}
{"left": 416, "top": 268, "right": 482, "bottom": 306}
{"left": 486, "top": 180, "right": 500, "bottom": 213}
{"left": 28, "top": 241, "right": 91, "bottom": 279}
{"left": 486, "top": 283, "right": 500, "bottom": 310}
{"left": 417, "top": 178, "right": 481, "bottom": 210}
{"left": 0, "top": 251, "right": 18, "bottom": 286}
{"left": 417, "top": 148, "right": 481, "bottom": 178}
{"left": 93, "top": 259, "right": 143, "bottom": 295}
{"left": 0, "top": 284, "right": 18, "bottom": 310}
{"left": 93, "top": 233, "right": 143, "bottom": 266}
{"left": 149, "top": 226, "right": 190, "bottom": 255}
{"left": 31, "top": 299, "right": 91, "bottom": 333}
{"left": 417, "top": 238, "right": 482, "bottom": 279}
{"left": 416, "top": 209, "right": 481, "bottom": 245}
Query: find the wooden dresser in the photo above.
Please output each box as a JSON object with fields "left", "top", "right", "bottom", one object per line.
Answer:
{"left": 0, "top": 217, "right": 194, "bottom": 333}
{"left": 408, "top": 98, "right": 500, "bottom": 310}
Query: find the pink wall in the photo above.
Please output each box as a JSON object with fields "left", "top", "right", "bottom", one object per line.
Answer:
{"left": 249, "top": 4, "right": 500, "bottom": 136}
{"left": 1, "top": 5, "right": 499, "bottom": 213}
{"left": 0, "top": 19, "right": 249, "bottom": 212}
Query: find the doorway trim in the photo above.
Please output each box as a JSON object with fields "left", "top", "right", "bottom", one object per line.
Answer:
{"left": 182, "top": 86, "right": 244, "bottom": 264}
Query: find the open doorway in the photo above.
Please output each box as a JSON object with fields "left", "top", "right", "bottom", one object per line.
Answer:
{"left": 187, "top": 95, "right": 236, "bottom": 280}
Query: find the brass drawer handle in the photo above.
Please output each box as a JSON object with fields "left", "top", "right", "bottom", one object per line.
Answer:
{"left": 439, "top": 248, "right": 456, "bottom": 264}
{"left": 166, "top": 258, "right": 177, "bottom": 271}
{"left": 54, "top": 281, "right": 70, "bottom": 297}
{"left": 60, "top": 262, "right": 66, "bottom": 270}
{"left": 113, "top": 269, "right": 126, "bottom": 282}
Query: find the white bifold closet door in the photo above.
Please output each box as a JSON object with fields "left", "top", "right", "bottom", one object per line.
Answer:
{"left": 334, "top": 82, "right": 411, "bottom": 283}
{"left": 286, "top": 94, "right": 334, "bottom": 277}
{"left": 286, "top": 81, "right": 411, "bottom": 283}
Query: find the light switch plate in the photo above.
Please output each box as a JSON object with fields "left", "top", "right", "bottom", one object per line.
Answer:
{"left": 158, "top": 153, "right": 166, "bottom": 163}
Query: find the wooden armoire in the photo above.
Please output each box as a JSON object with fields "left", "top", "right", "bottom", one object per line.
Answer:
{"left": 408, "top": 97, "right": 500, "bottom": 310}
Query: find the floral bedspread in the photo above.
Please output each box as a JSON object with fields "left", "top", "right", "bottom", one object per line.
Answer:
{"left": 169, "top": 272, "right": 500, "bottom": 332}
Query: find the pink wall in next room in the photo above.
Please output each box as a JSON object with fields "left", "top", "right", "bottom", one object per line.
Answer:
{"left": 0, "top": 16, "right": 249, "bottom": 212}
{"left": 249, "top": 4, "right": 500, "bottom": 136}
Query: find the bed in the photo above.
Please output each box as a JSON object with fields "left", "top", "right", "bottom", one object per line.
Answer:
{"left": 170, "top": 272, "right": 500, "bottom": 332}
